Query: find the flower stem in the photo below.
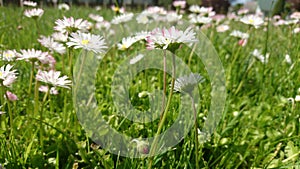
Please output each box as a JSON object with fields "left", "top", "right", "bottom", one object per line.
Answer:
{"left": 33, "top": 77, "right": 39, "bottom": 116}
{"left": 40, "top": 88, "right": 49, "bottom": 152}
{"left": 190, "top": 94, "right": 199, "bottom": 169}
{"left": 28, "top": 61, "right": 35, "bottom": 96}
{"left": 160, "top": 50, "right": 167, "bottom": 119}
{"left": 148, "top": 53, "right": 176, "bottom": 169}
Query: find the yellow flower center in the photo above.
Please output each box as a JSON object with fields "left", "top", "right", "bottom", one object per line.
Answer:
{"left": 113, "top": 7, "right": 120, "bottom": 12}
{"left": 249, "top": 19, "right": 254, "bottom": 24}
{"left": 81, "top": 39, "right": 89, "bottom": 45}
{"left": 4, "top": 53, "right": 13, "bottom": 58}
{"left": 0, "top": 72, "right": 3, "bottom": 78}
{"left": 121, "top": 44, "right": 127, "bottom": 50}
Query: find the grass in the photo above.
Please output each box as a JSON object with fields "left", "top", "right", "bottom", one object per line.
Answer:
{"left": 0, "top": 5, "right": 300, "bottom": 169}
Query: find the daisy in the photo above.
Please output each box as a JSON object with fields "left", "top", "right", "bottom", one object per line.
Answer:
{"left": 95, "top": 21, "right": 111, "bottom": 30}
{"left": 293, "top": 27, "right": 300, "bottom": 34}
{"left": 173, "top": 73, "right": 205, "bottom": 94}
{"left": 173, "top": 0, "right": 186, "bottom": 9}
{"left": 1, "top": 50, "right": 17, "bottom": 61}
{"left": 111, "top": 13, "right": 134, "bottom": 24}
{"left": 240, "top": 15, "right": 264, "bottom": 28}
{"left": 117, "top": 37, "right": 137, "bottom": 50}
{"left": 23, "top": 0, "right": 37, "bottom": 7}
{"left": 285, "top": 54, "right": 292, "bottom": 64}
{"left": 134, "top": 31, "right": 151, "bottom": 41}
{"left": 36, "top": 70, "right": 71, "bottom": 89}
{"left": 147, "top": 26, "right": 198, "bottom": 50}
{"left": 54, "top": 17, "right": 89, "bottom": 34}
{"left": 290, "top": 12, "right": 300, "bottom": 20}
{"left": 252, "top": 49, "right": 269, "bottom": 63}
{"left": 189, "top": 5, "right": 213, "bottom": 15}
{"left": 230, "top": 30, "right": 249, "bottom": 39}
{"left": 58, "top": 3, "right": 70, "bottom": 11}
{"left": 39, "top": 85, "right": 59, "bottom": 95}
{"left": 216, "top": 24, "right": 230, "bottom": 33}
{"left": 89, "top": 14, "right": 104, "bottom": 22}
{"left": 130, "top": 54, "right": 144, "bottom": 65}
{"left": 5, "top": 91, "right": 18, "bottom": 101}
{"left": 66, "top": 32, "right": 107, "bottom": 54}
{"left": 165, "top": 12, "right": 182, "bottom": 23}
{"left": 38, "top": 36, "right": 66, "bottom": 54}
{"left": 17, "top": 49, "right": 49, "bottom": 63}
{"left": 111, "top": 5, "right": 125, "bottom": 14}
{"left": 24, "top": 8, "right": 44, "bottom": 19}
{"left": 136, "top": 11, "right": 158, "bottom": 24}
{"left": 51, "top": 32, "right": 68, "bottom": 42}
{"left": 0, "top": 64, "right": 18, "bottom": 87}
{"left": 146, "top": 6, "right": 167, "bottom": 15}
{"left": 190, "top": 15, "right": 212, "bottom": 26}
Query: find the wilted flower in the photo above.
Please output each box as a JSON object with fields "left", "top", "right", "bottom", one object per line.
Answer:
{"left": 131, "top": 139, "right": 149, "bottom": 154}
{"left": 58, "top": 3, "right": 70, "bottom": 11}
{"left": 240, "top": 15, "right": 264, "bottom": 28}
{"left": 216, "top": 24, "right": 230, "bottom": 32}
{"left": 0, "top": 64, "right": 18, "bottom": 87}
{"left": 130, "top": 54, "right": 144, "bottom": 65}
{"left": 24, "top": 8, "right": 44, "bottom": 19}
{"left": 111, "top": 13, "right": 134, "bottom": 24}
{"left": 23, "top": 0, "right": 37, "bottom": 7}
{"left": 117, "top": 37, "right": 137, "bottom": 50}
{"left": 5, "top": 91, "right": 18, "bottom": 101}
{"left": 36, "top": 70, "right": 71, "bottom": 89}
{"left": 54, "top": 17, "right": 89, "bottom": 34}
{"left": 38, "top": 36, "right": 66, "bottom": 54}
{"left": 67, "top": 32, "right": 107, "bottom": 54}
{"left": 173, "top": 73, "right": 205, "bottom": 94}
{"left": 147, "top": 26, "right": 198, "bottom": 51}
{"left": 1, "top": 50, "right": 17, "bottom": 61}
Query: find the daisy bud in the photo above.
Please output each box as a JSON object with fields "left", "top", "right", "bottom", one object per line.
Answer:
{"left": 131, "top": 139, "right": 149, "bottom": 154}
{"left": 5, "top": 91, "right": 18, "bottom": 101}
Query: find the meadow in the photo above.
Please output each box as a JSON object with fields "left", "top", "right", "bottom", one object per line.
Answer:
{"left": 0, "top": 2, "right": 300, "bottom": 168}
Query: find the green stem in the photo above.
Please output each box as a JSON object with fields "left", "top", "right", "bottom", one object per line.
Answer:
{"left": 28, "top": 61, "right": 35, "bottom": 96}
{"left": 33, "top": 77, "right": 39, "bottom": 116}
{"left": 190, "top": 95, "right": 199, "bottom": 169}
{"left": 188, "top": 44, "right": 196, "bottom": 67}
{"left": 148, "top": 52, "right": 176, "bottom": 169}
{"left": 160, "top": 50, "right": 167, "bottom": 120}
{"left": 40, "top": 88, "right": 49, "bottom": 152}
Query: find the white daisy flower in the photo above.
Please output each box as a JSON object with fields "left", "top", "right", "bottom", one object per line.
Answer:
{"left": 293, "top": 27, "right": 300, "bottom": 34}
{"left": 290, "top": 12, "right": 300, "bottom": 20}
{"left": 89, "top": 14, "right": 104, "bottom": 22}
{"left": 23, "top": 0, "right": 37, "bottom": 7}
{"left": 51, "top": 32, "right": 68, "bottom": 42}
{"left": 95, "top": 21, "right": 111, "bottom": 30}
{"left": 134, "top": 31, "right": 151, "bottom": 41}
{"left": 66, "top": 32, "right": 107, "bottom": 54}
{"left": 38, "top": 36, "right": 66, "bottom": 54}
{"left": 240, "top": 15, "right": 264, "bottom": 28}
{"left": 216, "top": 24, "right": 230, "bottom": 32}
{"left": 111, "top": 13, "right": 134, "bottom": 24}
{"left": 24, "top": 8, "right": 44, "bottom": 18}
{"left": 17, "top": 49, "right": 50, "bottom": 63}
{"left": 230, "top": 30, "right": 249, "bottom": 39}
{"left": 190, "top": 15, "right": 212, "bottom": 26}
{"left": 58, "top": 3, "right": 70, "bottom": 11}
{"left": 252, "top": 49, "right": 269, "bottom": 63}
{"left": 285, "top": 54, "right": 292, "bottom": 64}
{"left": 54, "top": 17, "right": 89, "bottom": 34}
{"left": 0, "top": 64, "right": 18, "bottom": 87}
{"left": 130, "top": 54, "right": 144, "bottom": 64}
{"left": 136, "top": 11, "right": 158, "bottom": 24}
{"left": 173, "top": 0, "right": 186, "bottom": 9}
{"left": 1, "top": 50, "right": 17, "bottom": 61}
{"left": 39, "top": 85, "right": 59, "bottom": 95}
{"left": 147, "top": 26, "right": 198, "bottom": 50}
{"left": 165, "top": 12, "right": 182, "bottom": 23}
{"left": 189, "top": 5, "right": 213, "bottom": 15}
{"left": 173, "top": 73, "right": 205, "bottom": 94}
{"left": 117, "top": 37, "right": 137, "bottom": 50}
{"left": 145, "top": 6, "right": 167, "bottom": 15}
{"left": 36, "top": 70, "right": 71, "bottom": 89}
